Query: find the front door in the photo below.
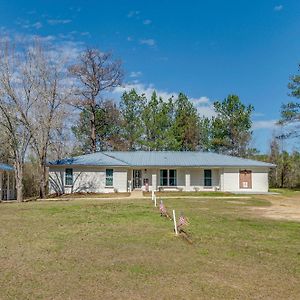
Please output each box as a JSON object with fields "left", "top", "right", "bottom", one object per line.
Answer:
{"left": 133, "top": 170, "right": 142, "bottom": 189}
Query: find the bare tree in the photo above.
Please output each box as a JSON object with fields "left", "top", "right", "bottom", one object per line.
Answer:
{"left": 0, "top": 41, "right": 69, "bottom": 199}
{"left": 0, "top": 44, "right": 32, "bottom": 202}
{"left": 69, "top": 48, "right": 123, "bottom": 153}
{"left": 24, "top": 43, "right": 69, "bottom": 198}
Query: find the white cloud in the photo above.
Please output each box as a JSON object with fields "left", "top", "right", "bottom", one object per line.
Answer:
{"left": 80, "top": 32, "right": 90, "bottom": 37}
{"left": 191, "top": 96, "right": 210, "bottom": 105}
{"left": 274, "top": 5, "right": 283, "bottom": 11}
{"left": 47, "top": 19, "right": 72, "bottom": 25}
{"left": 113, "top": 82, "right": 174, "bottom": 100}
{"left": 252, "top": 120, "right": 278, "bottom": 130}
{"left": 140, "top": 39, "right": 156, "bottom": 46}
{"left": 253, "top": 112, "right": 265, "bottom": 117}
{"left": 127, "top": 36, "right": 133, "bottom": 41}
{"left": 191, "top": 97, "right": 216, "bottom": 118}
{"left": 129, "top": 71, "right": 142, "bottom": 78}
{"left": 23, "top": 21, "right": 43, "bottom": 29}
{"left": 197, "top": 105, "right": 216, "bottom": 118}
{"left": 127, "top": 11, "right": 140, "bottom": 18}
{"left": 143, "top": 19, "right": 152, "bottom": 25}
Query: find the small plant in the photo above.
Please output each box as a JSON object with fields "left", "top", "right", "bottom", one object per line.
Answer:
{"left": 114, "top": 188, "right": 118, "bottom": 193}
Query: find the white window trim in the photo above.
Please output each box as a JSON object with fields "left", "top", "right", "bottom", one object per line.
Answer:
{"left": 105, "top": 169, "right": 114, "bottom": 187}
{"left": 160, "top": 169, "right": 177, "bottom": 186}
{"left": 65, "top": 168, "right": 73, "bottom": 187}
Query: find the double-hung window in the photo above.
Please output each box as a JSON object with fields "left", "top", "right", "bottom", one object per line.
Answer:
{"left": 106, "top": 169, "right": 113, "bottom": 187}
{"left": 160, "top": 169, "right": 177, "bottom": 186}
{"left": 65, "top": 168, "right": 73, "bottom": 186}
{"left": 169, "top": 169, "right": 177, "bottom": 186}
{"left": 204, "top": 169, "right": 212, "bottom": 187}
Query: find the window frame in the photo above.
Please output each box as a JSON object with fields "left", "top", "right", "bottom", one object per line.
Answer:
{"left": 204, "top": 169, "right": 212, "bottom": 187}
{"left": 65, "top": 168, "right": 73, "bottom": 186}
{"left": 160, "top": 169, "right": 177, "bottom": 186}
{"left": 105, "top": 169, "right": 114, "bottom": 187}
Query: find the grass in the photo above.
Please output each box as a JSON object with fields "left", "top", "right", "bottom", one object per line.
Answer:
{"left": 269, "top": 187, "right": 300, "bottom": 197}
{"left": 48, "top": 192, "right": 131, "bottom": 199}
{"left": 143, "top": 191, "right": 236, "bottom": 197}
{"left": 0, "top": 197, "right": 299, "bottom": 299}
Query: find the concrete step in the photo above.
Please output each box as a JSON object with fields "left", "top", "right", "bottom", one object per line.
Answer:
{"left": 130, "top": 190, "right": 144, "bottom": 198}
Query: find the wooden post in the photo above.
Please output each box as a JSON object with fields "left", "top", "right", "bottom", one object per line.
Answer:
{"left": 152, "top": 190, "right": 154, "bottom": 201}
{"left": 173, "top": 210, "right": 178, "bottom": 235}
{"left": 154, "top": 195, "right": 157, "bottom": 207}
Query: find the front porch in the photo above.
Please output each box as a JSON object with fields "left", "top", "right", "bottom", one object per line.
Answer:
{"left": 128, "top": 168, "right": 221, "bottom": 192}
{"left": 0, "top": 164, "right": 16, "bottom": 200}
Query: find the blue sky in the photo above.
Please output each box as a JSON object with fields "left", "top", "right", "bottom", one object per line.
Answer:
{"left": 0, "top": 0, "right": 299, "bottom": 152}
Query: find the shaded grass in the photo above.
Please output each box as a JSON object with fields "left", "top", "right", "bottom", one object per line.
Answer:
{"left": 0, "top": 197, "right": 299, "bottom": 299}
{"left": 48, "top": 192, "right": 131, "bottom": 199}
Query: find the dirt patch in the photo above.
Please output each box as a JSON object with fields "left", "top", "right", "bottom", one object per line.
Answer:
{"left": 249, "top": 195, "right": 300, "bottom": 222}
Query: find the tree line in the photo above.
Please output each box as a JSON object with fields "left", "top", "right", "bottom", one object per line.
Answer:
{"left": 0, "top": 41, "right": 299, "bottom": 201}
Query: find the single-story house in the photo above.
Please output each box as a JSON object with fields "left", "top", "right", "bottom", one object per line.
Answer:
{"left": 48, "top": 151, "right": 275, "bottom": 194}
{"left": 0, "top": 163, "right": 15, "bottom": 200}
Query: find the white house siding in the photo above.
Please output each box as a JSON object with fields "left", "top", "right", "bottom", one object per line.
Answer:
{"left": 49, "top": 166, "right": 270, "bottom": 194}
{"left": 139, "top": 168, "right": 221, "bottom": 192}
{"left": 48, "top": 167, "right": 128, "bottom": 194}
{"left": 222, "top": 167, "right": 269, "bottom": 192}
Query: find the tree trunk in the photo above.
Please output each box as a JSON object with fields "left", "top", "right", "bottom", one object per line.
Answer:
{"left": 91, "top": 109, "right": 97, "bottom": 153}
{"left": 14, "top": 162, "right": 23, "bottom": 202}
{"left": 39, "top": 159, "right": 48, "bottom": 199}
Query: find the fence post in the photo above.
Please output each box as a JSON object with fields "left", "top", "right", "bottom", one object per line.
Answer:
{"left": 154, "top": 195, "right": 157, "bottom": 207}
{"left": 152, "top": 190, "right": 154, "bottom": 201}
{"left": 173, "top": 210, "right": 178, "bottom": 235}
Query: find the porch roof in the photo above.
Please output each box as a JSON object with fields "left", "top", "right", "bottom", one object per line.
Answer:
{"left": 0, "top": 163, "right": 14, "bottom": 171}
{"left": 48, "top": 151, "right": 275, "bottom": 168}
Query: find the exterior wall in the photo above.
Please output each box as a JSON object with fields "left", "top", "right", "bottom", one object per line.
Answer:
{"left": 221, "top": 167, "right": 269, "bottom": 192}
{"left": 49, "top": 166, "right": 270, "bottom": 194}
{"left": 49, "top": 166, "right": 128, "bottom": 194}
{"left": 141, "top": 168, "right": 220, "bottom": 192}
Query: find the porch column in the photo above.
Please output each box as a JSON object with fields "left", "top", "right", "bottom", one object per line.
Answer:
{"left": 12, "top": 172, "right": 15, "bottom": 199}
{"left": 7, "top": 172, "right": 10, "bottom": 200}
{"left": 0, "top": 172, "right": 2, "bottom": 200}
{"left": 152, "top": 173, "right": 157, "bottom": 191}
{"left": 185, "top": 171, "right": 191, "bottom": 191}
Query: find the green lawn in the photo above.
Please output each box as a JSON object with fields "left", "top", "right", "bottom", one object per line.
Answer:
{"left": 0, "top": 197, "right": 299, "bottom": 299}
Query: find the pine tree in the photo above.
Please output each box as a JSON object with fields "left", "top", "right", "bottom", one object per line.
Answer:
{"left": 119, "top": 89, "right": 146, "bottom": 150}
{"left": 211, "top": 95, "right": 253, "bottom": 157}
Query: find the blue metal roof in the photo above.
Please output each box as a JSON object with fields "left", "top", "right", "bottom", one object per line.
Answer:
{"left": 48, "top": 151, "right": 275, "bottom": 168}
{"left": 0, "top": 163, "right": 14, "bottom": 171}
{"left": 48, "top": 152, "right": 128, "bottom": 167}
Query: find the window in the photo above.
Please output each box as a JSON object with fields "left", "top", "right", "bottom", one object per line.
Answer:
{"left": 169, "top": 169, "right": 177, "bottom": 186}
{"left": 65, "top": 168, "right": 73, "bottom": 186}
{"left": 160, "top": 169, "right": 177, "bottom": 186}
{"left": 160, "top": 170, "right": 168, "bottom": 186}
{"left": 204, "top": 169, "right": 212, "bottom": 187}
{"left": 106, "top": 169, "right": 113, "bottom": 186}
